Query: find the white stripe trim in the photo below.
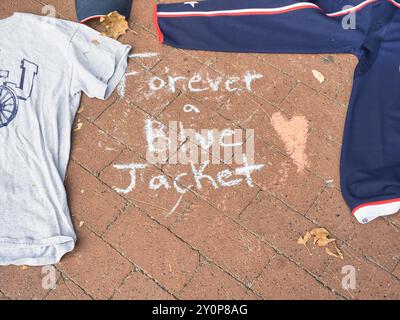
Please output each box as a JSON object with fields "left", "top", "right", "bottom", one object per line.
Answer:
{"left": 80, "top": 15, "right": 104, "bottom": 23}
{"left": 157, "top": 3, "right": 319, "bottom": 16}
{"left": 353, "top": 201, "right": 400, "bottom": 224}
{"left": 388, "top": 0, "right": 400, "bottom": 8}
{"left": 157, "top": 0, "right": 376, "bottom": 18}
{"left": 326, "top": 0, "right": 376, "bottom": 17}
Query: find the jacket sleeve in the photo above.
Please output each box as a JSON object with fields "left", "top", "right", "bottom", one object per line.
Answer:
{"left": 154, "top": 0, "right": 375, "bottom": 55}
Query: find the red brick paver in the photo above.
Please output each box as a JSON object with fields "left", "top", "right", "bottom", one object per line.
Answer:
{"left": 1, "top": 0, "right": 399, "bottom": 300}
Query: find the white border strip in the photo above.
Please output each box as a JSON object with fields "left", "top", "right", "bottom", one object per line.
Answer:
{"left": 157, "top": 0, "right": 377, "bottom": 18}
{"left": 388, "top": 0, "right": 400, "bottom": 8}
{"left": 80, "top": 15, "right": 105, "bottom": 24}
{"left": 353, "top": 199, "right": 400, "bottom": 224}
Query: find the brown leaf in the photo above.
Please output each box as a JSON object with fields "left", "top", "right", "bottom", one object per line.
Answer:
{"left": 334, "top": 242, "right": 344, "bottom": 260}
{"left": 297, "top": 231, "right": 312, "bottom": 255}
{"left": 316, "top": 237, "right": 336, "bottom": 247}
{"left": 297, "top": 231, "right": 311, "bottom": 245}
{"left": 100, "top": 11, "right": 128, "bottom": 40}
{"left": 298, "top": 227, "right": 344, "bottom": 259}
{"left": 325, "top": 247, "right": 340, "bottom": 258}
{"left": 310, "top": 227, "right": 335, "bottom": 247}
{"left": 73, "top": 119, "right": 83, "bottom": 132}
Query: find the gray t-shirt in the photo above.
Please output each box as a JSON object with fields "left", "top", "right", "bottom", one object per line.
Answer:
{"left": 0, "top": 13, "right": 131, "bottom": 265}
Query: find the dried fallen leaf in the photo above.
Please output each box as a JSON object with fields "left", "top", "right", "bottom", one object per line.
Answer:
{"left": 334, "top": 242, "right": 344, "bottom": 260}
{"left": 100, "top": 11, "right": 128, "bottom": 40}
{"left": 325, "top": 247, "right": 340, "bottom": 258}
{"left": 297, "top": 231, "right": 312, "bottom": 255}
{"left": 316, "top": 236, "right": 336, "bottom": 247}
{"left": 73, "top": 120, "right": 83, "bottom": 132}
{"left": 310, "top": 227, "right": 335, "bottom": 247}
{"left": 297, "top": 231, "right": 311, "bottom": 245}
{"left": 298, "top": 227, "right": 344, "bottom": 259}
{"left": 312, "top": 69, "right": 325, "bottom": 83}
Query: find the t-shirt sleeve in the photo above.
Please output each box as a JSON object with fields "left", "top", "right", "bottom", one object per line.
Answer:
{"left": 68, "top": 23, "right": 131, "bottom": 100}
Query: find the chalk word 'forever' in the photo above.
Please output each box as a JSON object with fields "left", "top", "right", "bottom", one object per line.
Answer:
{"left": 148, "top": 71, "right": 263, "bottom": 93}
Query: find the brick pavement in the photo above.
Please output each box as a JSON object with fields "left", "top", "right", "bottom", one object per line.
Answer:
{"left": 0, "top": 0, "right": 399, "bottom": 300}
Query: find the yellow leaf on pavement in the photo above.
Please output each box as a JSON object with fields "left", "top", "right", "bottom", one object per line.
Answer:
{"left": 100, "top": 11, "right": 129, "bottom": 40}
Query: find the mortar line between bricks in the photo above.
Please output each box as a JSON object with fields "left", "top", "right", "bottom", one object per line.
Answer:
{"left": 53, "top": 265, "right": 96, "bottom": 300}
{"left": 109, "top": 269, "right": 135, "bottom": 300}
{"left": 70, "top": 157, "right": 101, "bottom": 178}
{"left": 154, "top": 89, "right": 183, "bottom": 118}
{"left": 275, "top": 78, "right": 300, "bottom": 109}
{"left": 196, "top": 45, "right": 351, "bottom": 110}
{"left": 237, "top": 188, "right": 263, "bottom": 220}
{"left": 180, "top": 49, "right": 288, "bottom": 105}
{"left": 303, "top": 183, "right": 329, "bottom": 217}
{"left": 72, "top": 150, "right": 338, "bottom": 299}
{"left": 188, "top": 194, "right": 345, "bottom": 298}
{"left": 61, "top": 275, "right": 88, "bottom": 300}
{"left": 382, "top": 216, "right": 400, "bottom": 232}
{"left": 90, "top": 98, "right": 119, "bottom": 123}
{"left": 129, "top": 202, "right": 266, "bottom": 297}
{"left": 149, "top": 47, "right": 181, "bottom": 72}
{"left": 140, "top": 207, "right": 265, "bottom": 299}
{"left": 176, "top": 252, "right": 203, "bottom": 296}
{"left": 33, "top": 1, "right": 349, "bottom": 137}
{"left": 79, "top": 223, "right": 181, "bottom": 299}
{"left": 321, "top": 267, "right": 355, "bottom": 300}
{"left": 0, "top": 289, "right": 10, "bottom": 300}
{"left": 49, "top": 272, "right": 89, "bottom": 301}
{"left": 83, "top": 70, "right": 340, "bottom": 169}
{"left": 132, "top": 20, "right": 156, "bottom": 35}
{"left": 200, "top": 53, "right": 347, "bottom": 119}
{"left": 215, "top": 93, "right": 343, "bottom": 149}
{"left": 117, "top": 201, "right": 264, "bottom": 299}
{"left": 249, "top": 253, "right": 277, "bottom": 289}
{"left": 264, "top": 58, "right": 351, "bottom": 108}
{"left": 41, "top": 273, "right": 66, "bottom": 300}
{"left": 80, "top": 102, "right": 174, "bottom": 171}
{"left": 80, "top": 114, "right": 164, "bottom": 173}
{"left": 160, "top": 48, "right": 256, "bottom": 104}
{"left": 229, "top": 226, "right": 347, "bottom": 299}
{"left": 69, "top": 159, "right": 128, "bottom": 203}
{"left": 193, "top": 177, "right": 399, "bottom": 285}
{"left": 104, "top": 199, "right": 133, "bottom": 235}
{"left": 18, "top": 1, "right": 384, "bottom": 300}
{"left": 66, "top": 59, "right": 396, "bottom": 296}
{"left": 153, "top": 165, "right": 389, "bottom": 298}
{"left": 393, "top": 260, "right": 400, "bottom": 275}
{"left": 260, "top": 189, "right": 400, "bottom": 282}
{"left": 346, "top": 243, "right": 400, "bottom": 281}
{"left": 78, "top": 113, "right": 398, "bottom": 284}
{"left": 70, "top": 122, "right": 387, "bottom": 293}
{"left": 97, "top": 147, "right": 126, "bottom": 177}
{"left": 184, "top": 206, "right": 342, "bottom": 298}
